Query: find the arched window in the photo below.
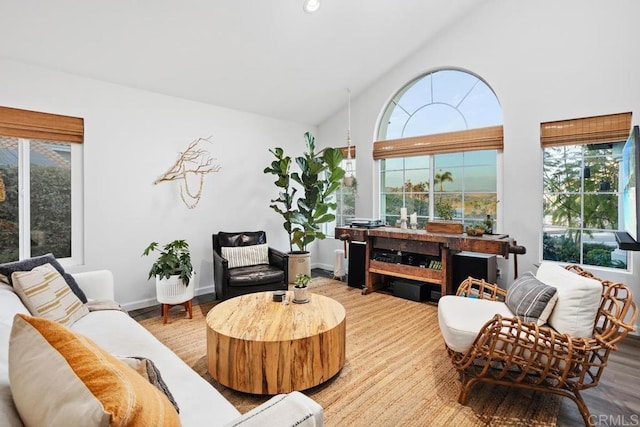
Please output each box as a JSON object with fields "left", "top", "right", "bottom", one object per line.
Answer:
{"left": 376, "top": 69, "right": 502, "bottom": 229}
{"left": 379, "top": 69, "right": 502, "bottom": 139}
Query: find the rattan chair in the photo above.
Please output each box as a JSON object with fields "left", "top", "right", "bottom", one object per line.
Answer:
{"left": 440, "top": 265, "right": 637, "bottom": 427}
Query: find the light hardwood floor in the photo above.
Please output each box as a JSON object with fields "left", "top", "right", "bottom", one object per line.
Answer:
{"left": 556, "top": 333, "right": 640, "bottom": 426}
{"left": 132, "top": 269, "right": 640, "bottom": 426}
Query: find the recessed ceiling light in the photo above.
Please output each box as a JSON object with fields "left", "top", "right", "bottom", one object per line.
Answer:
{"left": 303, "top": 0, "right": 320, "bottom": 13}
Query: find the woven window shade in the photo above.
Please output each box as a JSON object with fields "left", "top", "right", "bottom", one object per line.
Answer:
{"left": 0, "top": 106, "right": 84, "bottom": 144}
{"left": 339, "top": 146, "right": 356, "bottom": 158}
{"left": 540, "top": 112, "right": 631, "bottom": 148}
{"left": 373, "top": 125, "right": 503, "bottom": 160}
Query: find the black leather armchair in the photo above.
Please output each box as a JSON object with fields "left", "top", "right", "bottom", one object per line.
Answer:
{"left": 212, "top": 231, "right": 288, "bottom": 300}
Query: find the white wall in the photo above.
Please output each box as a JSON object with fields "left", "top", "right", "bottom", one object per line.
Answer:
{"left": 0, "top": 59, "right": 315, "bottom": 309}
{"left": 317, "top": 0, "right": 640, "bottom": 327}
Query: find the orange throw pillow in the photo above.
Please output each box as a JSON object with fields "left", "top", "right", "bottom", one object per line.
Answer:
{"left": 9, "top": 314, "right": 181, "bottom": 426}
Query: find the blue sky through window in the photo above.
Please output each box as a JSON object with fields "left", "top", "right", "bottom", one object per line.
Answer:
{"left": 381, "top": 69, "right": 502, "bottom": 140}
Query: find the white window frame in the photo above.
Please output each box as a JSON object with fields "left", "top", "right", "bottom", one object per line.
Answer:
{"left": 13, "top": 138, "right": 83, "bottom": 266}
{"left": 541, "top": 143, "right": 627, "bottom": 270}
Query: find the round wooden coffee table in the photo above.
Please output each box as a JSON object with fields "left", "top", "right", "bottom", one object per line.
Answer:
{"left": 206, "top": 291, "right": 346, "bottom": 394}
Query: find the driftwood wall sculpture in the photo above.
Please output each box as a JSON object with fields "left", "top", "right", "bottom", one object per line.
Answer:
{"left": 154, "top": 137, "right": 220, "bottom": 209}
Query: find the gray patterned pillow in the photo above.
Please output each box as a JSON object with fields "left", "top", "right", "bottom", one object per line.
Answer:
{"left": 117, "top": 356, "right": 179, "bottom": 413}
{"left": 505, "top": 272, "right": 558, "bottom": 325}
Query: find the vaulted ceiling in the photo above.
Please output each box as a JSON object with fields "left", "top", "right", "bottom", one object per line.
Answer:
{"left": 0, "top": 1, "right": 481, "bottom": 125}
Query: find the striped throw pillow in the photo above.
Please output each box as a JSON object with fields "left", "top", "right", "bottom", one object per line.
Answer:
{"left": 505, "top": 272, "right": 558, "bottom": 325}
{"left": 221, "top": 243, "right": 269, "bottom": 269}
{"left": 11, "top": 263, "right": 89, "bottom": 326}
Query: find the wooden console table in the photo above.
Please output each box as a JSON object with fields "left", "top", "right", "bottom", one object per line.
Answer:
{"left": 336, "top": 226, "right": 519, "bottom": 297}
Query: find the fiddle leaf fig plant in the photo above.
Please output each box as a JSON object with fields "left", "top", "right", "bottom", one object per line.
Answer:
{"left": 264, "top": 132, "right": 344, "bottom": 253}
{"left": 142, "top": 239, "right": 193, "bottom": 286}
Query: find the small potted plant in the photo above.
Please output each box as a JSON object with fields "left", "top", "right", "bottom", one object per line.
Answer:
{"left": 143, "top": 240, "right": 193, "bottom": 285}
{"left": 465, "top": 222, "right": 486, "bottom": 236}
{"left": 142, "top": 240, "right": 195, "bottom": 308}
{"left": 435, "top": 199, "right": 455, "bottom": 221}
{"left": 426, "top": 199, "right": 463, "bottom": 234}
{"left": 293, "top": 273, "right": 311, "bottom": 303}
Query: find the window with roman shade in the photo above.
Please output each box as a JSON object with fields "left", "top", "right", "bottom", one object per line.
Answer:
{"left": 373, "top": 125, "right": 503, "bottom": 160}
{"left": 0, "top": 106, "right": 84, "bottom": 144}
{"left": 0, "top": 106, "right": 84, "bottom": 264}
{"left": 541, "top": 112, "right": 631, "bottom": 270}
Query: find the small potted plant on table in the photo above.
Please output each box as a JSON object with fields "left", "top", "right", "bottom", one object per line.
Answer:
{"left": 426, "top": 199, "right": 463, "bottom": 234}
{"left": 465, "top": 222, "right": 486, "bottom": 236}
{"left": 293, "top": 273, "right": 311, "bottom": 303}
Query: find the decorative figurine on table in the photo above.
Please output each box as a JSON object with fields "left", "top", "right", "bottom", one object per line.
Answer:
{"left": 400, "top": 207, "right": 408, "bottom": 229}
{"left": 410, "top": 212, "right": 418, "bottom": 230}
{"left": 484, "top": 214, "right": 493, "bottom": 234}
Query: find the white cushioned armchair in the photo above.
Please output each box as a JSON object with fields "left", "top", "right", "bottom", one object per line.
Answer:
{"left": 438, "top": 263, "right": 637, "bottom": 427}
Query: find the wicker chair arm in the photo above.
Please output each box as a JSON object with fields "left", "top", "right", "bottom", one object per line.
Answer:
{"left": 456, "top": 277, "right": 507, "bottom": 301}
{"left": 591, "top": 282, "right": 638, "bottom": 349}
{"left": 456, "top": 314, "right": 586, "bottom": 386}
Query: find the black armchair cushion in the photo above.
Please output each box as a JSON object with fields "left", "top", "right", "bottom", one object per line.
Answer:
{"left": 215, "top": 231, "right": 266, "bottom": 251}
{"left": 228, "top": 264, "right": 286, "bottom": 287}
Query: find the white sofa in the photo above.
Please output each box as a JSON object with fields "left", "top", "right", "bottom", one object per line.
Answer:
{"left": 0, "top": 269, "right": 323, "bottom": 426}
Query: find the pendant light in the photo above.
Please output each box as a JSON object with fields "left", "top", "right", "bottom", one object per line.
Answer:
{"left": 343, "top": 88, "right": 355, "bottom": 187}
{"left": 303, "top": 0, "right": 320, "bottom": 13}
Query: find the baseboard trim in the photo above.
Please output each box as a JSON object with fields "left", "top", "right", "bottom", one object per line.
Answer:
{"left": 122, "top": 284, "right": 215, "bottom": 311}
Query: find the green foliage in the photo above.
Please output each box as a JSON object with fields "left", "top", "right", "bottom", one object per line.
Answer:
{"left": 294, "top": 273, "right": 311, "bottom": 288}
{"left": 142, "top": 240, "right": 193, "bottom": 286}
{"left": 583, "top": 247, "right": 611, "bottom": 267}
{"left": 542, "top": 233, "right": 580, "bottom": 264}
{"left": 435, "top": 199, "right": 455, "bottom": 220}
{"left": 263, "top": 147, "right": 297, "bottom": 249}
{"left": 434, "top": 170, "right": 453, "bottom": 192}
{"left": 470, "top": 221, "right": 488, "bottom": 231}
{"left": 542, "top": 233, "right": 626, "bottom": 269}
{"left": 543, "top": 145, "right": 626, "bottom": 269}
{"left": 264, "top": 132, "right": 344, "bottom": 252}
{"left": 0, "top": 165, "right": 71, "bottom": 263}
{"left": 30, "top": 165, "right": 72, "bottom": 257}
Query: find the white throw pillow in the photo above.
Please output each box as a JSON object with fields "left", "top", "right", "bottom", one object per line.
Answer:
{"left": 535, "top": 263, "right": 602, "bottom": 338}
{"left": 221, "top": 243, "right": 269, "bottom": 269}
{"left": 11, "top": 263, "right": 89, "bottom": 326}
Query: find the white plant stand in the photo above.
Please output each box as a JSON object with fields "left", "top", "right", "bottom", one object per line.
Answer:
{"left": 156, "top": 275, "right": 194, "bottom": 324}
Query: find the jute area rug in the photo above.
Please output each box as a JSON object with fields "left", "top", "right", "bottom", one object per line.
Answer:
{"left": 139, "top": 278, "right": 560, "bottom": 426}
